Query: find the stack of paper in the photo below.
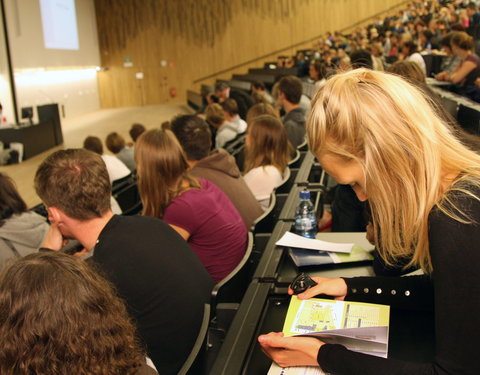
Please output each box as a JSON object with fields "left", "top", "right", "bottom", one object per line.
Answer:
{"left": 275, "top": 232, "right": 374, "bottom": 267}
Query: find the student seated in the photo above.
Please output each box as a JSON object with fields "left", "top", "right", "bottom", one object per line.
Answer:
{"left": 0, "top": 252, "right": 157, "bottom": 375}
{"left": 205, "top": 103, "right": 239, "bottom": 149}
{"left": 129, "top": 123, "right": 146, "bottom": 144}
{"left": 171, "top": 115, "right": 262, "bottom": 229}
{"left": 34, "top": 148, "right": 213, "bottom": 375}
{"left": 83, "top": 135, "right": 130, "bottom": 183}
{"left": 135, "top": 129, "right": 247, "bottom": 283}
{"left": 106, "top": 132, "right": 136, "bottom": 172}
{"left": 435, "top": 31, "right": 480, "bottom": 101}
{"left": 0, "top": 172, "right": 49, "bottom": 269}
{"left": 259, "top": 69, "right": 480, "bottom": 375}
{"left": 243, "top": 115, "right": 292, "bottom": 210}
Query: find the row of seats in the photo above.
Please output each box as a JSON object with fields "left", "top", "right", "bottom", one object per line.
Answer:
{"left": 182, "top": 140, "right": 324, "bottom": 374}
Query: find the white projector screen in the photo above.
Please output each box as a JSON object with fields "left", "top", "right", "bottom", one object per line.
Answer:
{"left": 4, "top": 0, "right": 100, "bottom": 69}
{"left": 39, "top": 0, "right": 79, "bottom": 50}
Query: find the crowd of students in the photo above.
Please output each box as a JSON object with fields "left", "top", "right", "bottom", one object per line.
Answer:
{"left": 283, "top": 0, "right": 480, "bottom": 103}
{"left": 0, "top": 1, "right": 479, "bottom": 374}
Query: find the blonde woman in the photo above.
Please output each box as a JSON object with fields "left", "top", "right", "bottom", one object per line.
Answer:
{"left": 243, "top": 115, "right": 292, "bottom": 210}
{"left": 259, "top": 69, "right": 480, "bottom": 374}
{"left": 135, "top": 129, "right": 247, "bottom": 283}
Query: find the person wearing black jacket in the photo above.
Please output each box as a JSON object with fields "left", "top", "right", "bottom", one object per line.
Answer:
{"left": 259, "top": 69, "right": 480, "bottom": 374}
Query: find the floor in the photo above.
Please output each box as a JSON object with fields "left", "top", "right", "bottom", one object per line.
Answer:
{"left": 0, "top": 103, "right": 193, "bottom": 208}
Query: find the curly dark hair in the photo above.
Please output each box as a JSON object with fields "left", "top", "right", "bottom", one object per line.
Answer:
{"left": 0, "top": 252, "right": 145, "bottom": 375}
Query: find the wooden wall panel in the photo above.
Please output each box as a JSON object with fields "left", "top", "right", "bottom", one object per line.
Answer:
{"left": 94, "top": 0, "right": 408, "bottom": 108}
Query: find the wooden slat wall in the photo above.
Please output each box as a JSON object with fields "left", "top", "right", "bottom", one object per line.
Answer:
{"left": 94, "top": 0, "right": 408, "bottom": 108}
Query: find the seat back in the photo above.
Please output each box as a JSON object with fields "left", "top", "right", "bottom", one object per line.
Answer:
{"left": 457, "top": 104, "right": 480, "bottom": 135}
{"left": 177, "top": 303, "right": 211, "bottom": 375}
{"left": 251, "top": 193, "right": 276, "bottom": 234}
{"left": 210, "top": 232, "right": 254, "bottom": 317}
{"left": 288, "top": 149, "right": 301, "bottom": 169}
{"left": 111, "top": 173, "right": 133, "bottom": 194}
{"left": 113, "top": 181, "right": 141, "bottom": 214}
{"left": 231, "top": 144, "right": 245, "bottom": 170}
{"left": 441, "top": 96, "right": 458, "bottom": 119}
{"left": 275, "top": 167, "right": 293, "bottom": 194}
{"left": 297, "top": 138, "right": 308, "bottom": 151}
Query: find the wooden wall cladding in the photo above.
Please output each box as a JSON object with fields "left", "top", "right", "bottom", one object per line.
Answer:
{"left": 94, "top": 0, "right": 408, "bottom": 108}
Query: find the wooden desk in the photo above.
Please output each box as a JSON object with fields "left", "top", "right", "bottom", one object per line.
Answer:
{"left": 0, "top": 120, "right": 58, "bottom": 160}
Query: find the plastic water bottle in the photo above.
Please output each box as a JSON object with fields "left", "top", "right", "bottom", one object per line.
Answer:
{"left": 294, "top": 189, "right": 317, "bottom": 239}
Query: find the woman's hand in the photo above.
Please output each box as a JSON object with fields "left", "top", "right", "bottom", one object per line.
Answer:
{"left": 258, "top": 332, "right": 323, "bottom": 368}
{"left": 435, "top": 71, "right": 449, "bottom": 81}
{"left": 288, "top": 277, "right": 348, "bottom": 300}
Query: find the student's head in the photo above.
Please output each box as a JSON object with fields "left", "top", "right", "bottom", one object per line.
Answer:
{"left": 440, "top": 32, "right": 454, "bottom": 55}
{"left": 221, "top": 98, "right": 239, "bottom": 118}
{"left": 309, "top": 60, "right": 327, "bottom": 81}
{"left": 129, "top": 123, "right": 146, "bottom": 142}
{"left": 205, "top": 103, "right": 226, "bottom": 128}
{"left": 83, "top": 136, "right": 103, "bottom": 155}
{"left": 0, "top": 173, "right": 27, "bottom": 227}
{"left": 135, "top": 129, "right": 199, "bottom": 218}
{"left": 105, "top": 132, "right": 126, "bottom": 154}
{"left": 34, "top": 149, "right": 111, "bottom": 221}
{"left": 420, "top": 29, "right": 434, "bottom": 43}
{"left": 214, "top": 82, "right": 229, "bottom": 101}
{"left": 278, "top": 76, "right": 303, "bottom": 105}
{"left": 387, "top": 60, "right": 426, "bottom": 84}
{"left": 350, "top": 49, "right": 373, "bottom": 69}
{"left": 252, "top": 91, "right": 268, "bottom": 104}
{"left": 450, "top": 31, "right": 474, "bottom": 52}
{"left": 251, "top": 81, "right": 266, "bottom": 93}
{"left": 171, "top": 115, "right": 212, "bottom": 161}
{"left": 0, "top": 252, "right": 144, "bottom": 375}
{"left": 401, "top": 41, "right": 417, "bottom": 56}
{"left": 307, "top": 69, "right": 480, "bottom": 273}
{"left": 467, "top": 2, "right": 478, "bottom": 16}
{"left": 246, "top": 103, "right": 277, "bottom": 126}
{"left": 245, "top": 115, "right": 292, "bottom": 174}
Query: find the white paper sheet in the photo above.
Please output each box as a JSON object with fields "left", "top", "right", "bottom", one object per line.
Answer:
{"left": 276, "top": 231, "right": 353, "bottom": 254}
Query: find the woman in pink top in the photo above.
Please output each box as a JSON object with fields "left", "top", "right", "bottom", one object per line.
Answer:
{"left": 135, "top": 129, "right": 247, "bottom": 283}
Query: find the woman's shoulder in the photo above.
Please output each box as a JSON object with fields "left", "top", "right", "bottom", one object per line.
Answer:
{"left": 466, "top": 54, "right": 480, "bottom": 65}
{"left": 432, "top": 178, "right": 480, "bottom": 223}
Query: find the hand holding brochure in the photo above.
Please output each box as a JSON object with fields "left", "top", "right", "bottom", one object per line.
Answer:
{"left": 283, "top": 296, "right": 389, "bottom": 356}
{"left": 267, "top": 296, "right": 390, "bottom": 374}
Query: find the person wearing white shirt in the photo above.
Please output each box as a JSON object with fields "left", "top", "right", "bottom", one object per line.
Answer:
{"left": 83, "top": 136, "right": 130, "bottom": 183}
{"left": 243, "top": 115, "right": 292, "bottom": 210}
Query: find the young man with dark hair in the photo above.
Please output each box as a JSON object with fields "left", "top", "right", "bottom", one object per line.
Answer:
{"left": 83, "top": 136, "right": 130, "bottom": 183}
{"left": 277, "top": 75, "right": 306, "bottom": 148}
{"left": 214, "top": 82, "right": 254, "bottom": 120}
{"left": 105, "top": 132, "right": 135, "bottom": 172}
{"left": 34, "top": 148, "right": 213, "bottom": 375}
{"left": 350, "top": 49, "right": 374, "bottom": 70}
{"left": 251, "top": 80, "right": 274, "bottom": 105}
{"left": 221, "top": 98, "right": 247, "bottom": 133}
{"left": 129, "top": 123, "right": 146, "bottom": 143}
{"left": 171, "top": 115, "right": 262, "bottom": 228}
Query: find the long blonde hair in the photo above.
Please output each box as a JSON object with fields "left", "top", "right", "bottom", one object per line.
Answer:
{"left": 308, "top": 69, "right": 480, "bottom": 273}
{"left": 135, "top": 128, "right": 200, "bottom": 218}
{"left": 244, "top": 115, "right": 292, "bottom": 175}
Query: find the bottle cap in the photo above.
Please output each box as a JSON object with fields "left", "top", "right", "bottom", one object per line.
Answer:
{"left": 299, "top": 190, "right": 310, "bottom": 199}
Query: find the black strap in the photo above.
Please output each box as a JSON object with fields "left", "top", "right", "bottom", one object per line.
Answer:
{"left": 1, "top": 237, "right": 21, "bottom": 258}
